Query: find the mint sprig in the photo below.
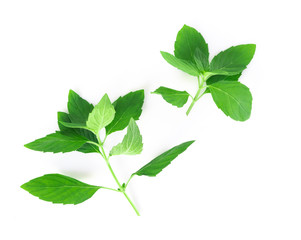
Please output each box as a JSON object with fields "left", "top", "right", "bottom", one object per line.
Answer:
{"left": 22, "top": 90, "right": 194, "bottom": 215}
{"left": 156, "top": 25, "right": 255, "bottom": 121}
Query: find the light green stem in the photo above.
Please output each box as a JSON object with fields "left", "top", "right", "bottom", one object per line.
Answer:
{"left": 98, "top": 143, "right": 140, "bottom": 216}
{"left": 186, "top": 75, "right": 205, "bottom": 116}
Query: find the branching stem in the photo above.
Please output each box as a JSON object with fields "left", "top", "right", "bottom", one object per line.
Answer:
{"left": 186, "top": 75, "right": 206, "bottom": 116}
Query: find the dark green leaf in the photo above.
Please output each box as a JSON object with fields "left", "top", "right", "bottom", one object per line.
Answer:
{"left": 24, "top": 131, "right": 88, "bottom": 153}
{"left": 21, "top": 174, "right": 101, "bottom": 204}
{"left": 67, "top": 90, "right": 94, "bottom": 124}
{"left": 206, "top": 73, "right": 242, "bottom": 85}
{"left": 133, "top": 141, "right": 194, "bottom": 177}
{"left": 160, "top": 51, "right": 200, "bottom": 76}
{"left": 152, "top": 87, "right": 189, "bottom": 108}
{"left": 174, "top": 25, "right": 209, "bottom": 64}
{"left": 110, "top": 119, "right": 143, "bottom": 156}
{"left": 106, "top": 90, "right": 144, "bottom": 135}
{"left": 208, "top": 81, "right": 252, "bottom": 121}
{"left": 210, "top": 44, "right": 256, "bottom": 75}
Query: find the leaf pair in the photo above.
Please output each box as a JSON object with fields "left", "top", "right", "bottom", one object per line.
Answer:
{"left": 155, "top": 25, "right": 255, "bottom": 121}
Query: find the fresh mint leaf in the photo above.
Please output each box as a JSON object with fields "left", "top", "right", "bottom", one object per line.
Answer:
{"left": 210, "top": 44, "right": 256, "bottom": 75}
{"left": 194, "top": 48, "right": 209, "bottom": 73}
{"left": 152, "top": 87, "right": 189, "bottom": 108}
{"left": 24, "top": 131, "right": 88, "bottom": 153}
{"left": 174, "top": 25, "right": 209, "bottom": 65}
{"left": 206, "top": 73, "right": 242, "bottom": 85}
{"left": 21, "top": 174, "right": 101, "bottom": 204}
{"left": 68, "top": 90, "right": 94, "bottom": 124}
{"left": 110, "top": 119, "right": 143, "bottom": 156}
{"left": 105, "top": 90, "right": 144, "bottom": 135}
{"left": 86, "top": 94, "right": 115, "bottom": 135}
{"left": 160, "top": 51, "right": 200, "bottom": 76}
{"left": 133, "top": 141, "right": 194, "bottom": 177}
{"left": 208, "top": 81, "right": 252, "bottom": 121}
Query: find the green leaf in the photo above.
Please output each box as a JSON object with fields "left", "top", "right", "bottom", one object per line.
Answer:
{"left": 106, "top": 90, "right": 144, "bottom": 135}
{"left": 59, "top": 121, "right": 89, "bottom": 130}
{"left": 110, "top": 119, "right": 143, "bottom": 156}
{"left": 206, "top": 73, "right": 242, "bottom": 85}
{"left": 86, "top": 94, "right": 115, "bottom": 134}
{"left": 208, "top": 81, "right": 252, "bottom": 121}
{"left": 160, "top": 51, "right": 200, "bottom": 76}
{"left": 194, "top": 48, "right": 209, "bottom": 73}
{"left": 152, "top": 87, "right": 189, "bottom": 108}
{"left": 25, "top": 131, "right": 88, "bottom": 153}
{"left": 210, "top": 44, "right": 256, "bottom": 75}
{"left": 133, "top": 141, "right": 194, "bottom": 177}
{"left": 67, "top": 90, "right": 94, "bottom": 124}
{"left": 21, "top": 174, "right": 101, "bottom": 204}
{"left": 174, "top": 25, "right": 209, "bottom": 65}
{"left": 57, "top": 112, "right": 99, "bottom": 154}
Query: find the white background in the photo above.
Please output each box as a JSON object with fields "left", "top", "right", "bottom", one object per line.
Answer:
{"left": 1, "top": 0, "right": 300, "bottom": 239}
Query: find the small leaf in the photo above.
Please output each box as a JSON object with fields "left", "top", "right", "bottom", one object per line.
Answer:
{"left": 21, "top": 174, "right": 101, "bottom": 204}
{"left": 25, "top": 131, "right": 88, "bottom": 153}
{"left": 160, "top": 51, "right": 200, "bottom": 76}
{"left": 86, "top": 94, "right": 115, "bottom": 134}
{"left": 174, "top": 25, "right": 209, "bottom": 64}
{"left": 106, "top": 90, "right": 144, "bottom": 135}
{"left": 208, "top": 81, "right": 252, "bottom": 121}
{"left": 194, "top": 48, "right": 209, "bottom": 72}
{"left": 59, "top": 121, "right": 89, "bottom": 130}
{"left": 206, "top": 73, "right": 242, "bottom": 85}
{"left": 210, "top": 44, "right": 256, "bottom": 75}
{"left": 133, "top": 141, "right": 194, "bottom": 177}
{"left": 110, "top": 119, "right": 143, "bottom": 156}
{"left": 152, "top": 87, "right": 189, "bottom": 108}
{"left": 68, "top": 90, "right": 94, "bottom": 124}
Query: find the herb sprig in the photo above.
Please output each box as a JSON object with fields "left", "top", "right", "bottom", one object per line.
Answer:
{"left": 154, "top": 25, "right": 256, "bottom": 121}
{"left": 21, "top": 90, "right": 194, "bottom": 215}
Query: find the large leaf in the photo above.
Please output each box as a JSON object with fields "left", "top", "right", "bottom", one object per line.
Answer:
{"left": 25, "top": 131, "right": 88, "bottom": 153}
{"left": 174, "top": 25, "right": 209, "bottom": 66}
{"left": 67, "top": 90, "right": 94, "bottom": 124}
{"left": 208, "top": 81, "right": 252, "bottom": 121}
{"left": 21, "top": 174, "right": 101, "bottom": 204}
{"left": 210, "top": 44, "right": 256, "bottom": 75}
{"left": 57, "top": 112, "right": 99, "bottom": 153}
{"left": 160, "top": 51, "right": 200, "bottom": 76}
{"left": 105, "top": 90, "right": 144, "bottom": 135}
{"left": 133, "top": 141, "right": 194, "bottom": 177}
{"left": 86, "top": 94, "right": 115, "bottom": 134}
{"left": 194, "top": 48, "right": 210, "bottom": 73}
{"left": 205, "top": 73, "right": 242, "bottom": 94}
{"left": 152, "top": 87, "right": 189, "bottom": 108}
{"left": 110, "top": 119, "right": 143, "bottom": 156}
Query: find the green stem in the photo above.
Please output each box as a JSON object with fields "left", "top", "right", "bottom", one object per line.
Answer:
{"left": 186, "top": 75, "right": 205, "bottom": 116}
{"left": 98, "top": 143, "right": 140, "bottom": 216}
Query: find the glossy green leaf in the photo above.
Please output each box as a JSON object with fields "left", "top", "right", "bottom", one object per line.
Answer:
{"left": 133, "top": 141, "right": 194, "bottom": 177}
{"left": 205, "top": 73, "right": 242, "bottom": 93}
{"left": 152, "top": 87, "right": 189, "bottom": 108}
{"left": 86, "top": 94, "right": 115, "bottom": 134}
{"left": 67, "top": 90, "right": 94, "bottom": 124}
{"left": 110, "top": 119, "right": 143, "bottom": 156}
{"left": 174, "top": 25, "right": 209, "bottom": 64}
{"left": 194, "top": 48, "right": 209, "bottom": 72}
{"left": 106, "top": 90, "right": 144, "bottom": 135}
{"left": 160, "top": 51, "right": 200, "bottom": 76}
{"left": 57, "top": 112, "right": 99, "bottom": 154}
{"left": 210, "top": 44, "right": 256, "bottom": 75}
{"left": 208, "top": 81, "right": 252, "bottom": 121}
{"left": 21, "top": 174, "right": 101, "bottom": 204}
{"left": 24, "top": 131, "right": 88, "bottom": 153}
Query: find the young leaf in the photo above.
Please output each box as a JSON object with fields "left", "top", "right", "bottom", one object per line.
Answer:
{"left": 21, "top": 174, "right": 101, "bottom": 204}
{"left": 174, "top": 25, "right": 209, "bottom": 65}
{"left": 68, "top": 90, "right": 94, "bottom": 124}
{"left": 110, "top": 119, "right": 143, "bottom": 156}
{"left": 194, "top": 48, "right": 209, "bottom": 72}
{"left": 152, "top": 87, "right": 189, "bottom": 108}
{"left": 133, "top": 141, "right": 194, "bottom": 177}
{"left": 86, "top": 94, "right": 115, "bottom": 134}
{"left": 160, "top": 51, "right": 200, "bottom": 76}
{"left": 210, "top": 44, "right": 256, "bottom": 75}
{"left": 206, "top": 73, "right": 242, "bottom": 85}
{"left": 57, "top": 112, "right": 99, "bottom": 154}
{"left": 208, "top": 81, "right": 252, "bottom": 121}
{"left": 24, "top": 131, "right": 88, "bottom": 153}
{"left": 106, "top": 90, "right": 144, "bottom": 135}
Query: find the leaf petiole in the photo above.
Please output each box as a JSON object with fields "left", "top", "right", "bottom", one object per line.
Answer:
{"left": 186, "top": 75, "right": 206, "bottom": 115}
